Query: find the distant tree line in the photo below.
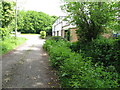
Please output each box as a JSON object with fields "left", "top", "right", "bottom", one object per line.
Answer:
{"left": 17, "top": 10, "right": 57, "bottom": 35}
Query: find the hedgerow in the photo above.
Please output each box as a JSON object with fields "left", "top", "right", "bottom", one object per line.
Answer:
{"left": 70, "top": 38, "right": 120, "bottom": 73}
{"left": 43, "top": 37, "right": 119, "bottom": 88}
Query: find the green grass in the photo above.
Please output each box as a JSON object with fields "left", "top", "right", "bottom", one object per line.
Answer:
{"left": 0, "top": 37, "right": 27, "bottom": 55}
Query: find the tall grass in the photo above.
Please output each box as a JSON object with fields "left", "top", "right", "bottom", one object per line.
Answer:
{"left": 0, "top": 37, "right": 27, "bottom": 55}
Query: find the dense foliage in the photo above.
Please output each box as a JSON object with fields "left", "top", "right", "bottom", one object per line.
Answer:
{"left": 61, "top": 2, "right": 119, "bottom": 43}
{"left": 0, "top": 1, "right": 2, "bottom": 27}
{"left": 43, "top": 38, "right": 119, "bottom": 88}
{"left": 17, "top": 10, "right": 57, "bottom": 35}
{"left": 1, "top": 0, "right": 15, "bottom": 28}
{"left": 0, "top": 0, "right": 15, "bottom": 39}
{"left": 60, "top": 2, "right": 120, "bottom": 87}
{"left": 70, "top": 38, "right": 120, "bottom": 72}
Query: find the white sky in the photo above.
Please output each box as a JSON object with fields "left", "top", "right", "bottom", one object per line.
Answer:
{"left": 12, "top": 0, "right": 66, "bottom": 16}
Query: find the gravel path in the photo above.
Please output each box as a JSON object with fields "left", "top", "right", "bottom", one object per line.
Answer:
{"left": 2, "top": 35, "right": 60, "bottom": 88}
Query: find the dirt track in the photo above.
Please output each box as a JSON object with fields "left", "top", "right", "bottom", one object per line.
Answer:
{"left": 2, "top": 35, "right": 60, "bottom": 88}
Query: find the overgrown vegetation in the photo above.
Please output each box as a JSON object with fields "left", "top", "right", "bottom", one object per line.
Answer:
{"left": 70, "top": 37, "right": 120, "bottom": 85}
{"left": 70, "top": 38, "right": 120, "bottom": 70}
{"left": 43, "top": 38, "right": 119, "bottom": 88}
{"left": 0, "top": 37, "right": 27, "bottom": 55}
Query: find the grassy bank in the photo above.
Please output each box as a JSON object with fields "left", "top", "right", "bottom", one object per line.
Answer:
{"left": 0, "top": 37, "right": 27, "bottom": 55}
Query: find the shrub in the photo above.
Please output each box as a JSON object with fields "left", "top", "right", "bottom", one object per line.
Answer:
{"left": 69, "top": 41, "right": 80, "bottom": 52}
{"left": 43, "top": 39, "right": 71, "bottom": 68}
{"left": 0, "top": 28, "right": 10, "bottom": 40}
{"left": 49, "top": 44, "right": 71, "bottom": 68}
{"left": 40, "top": 31, "right": 46, "bottom": 39}
{"left": 43, "top": 36, "right": 70, "bottom": 52}
{"left": 48, "top": 36, "right": 67, "bottom": 41}
{"left": 60, "top": 55, "right": 119, "bottom": 88}
{"left": 43, "top": 39, "right": 119, "bottom": 88}
{"left": 76, "top": 38, "right": 120, "bottom": 73}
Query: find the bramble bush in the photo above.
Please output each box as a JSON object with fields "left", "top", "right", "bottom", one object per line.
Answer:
{"left": 43, "top": 37, "right": 119, "bottom": 88}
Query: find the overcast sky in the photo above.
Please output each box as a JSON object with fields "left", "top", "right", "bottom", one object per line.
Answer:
{"left": 13, "top": 0, "right": 66, "bottom": 16}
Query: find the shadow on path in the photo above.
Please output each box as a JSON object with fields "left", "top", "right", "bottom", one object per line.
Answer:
{"left": 2, "top": 35, "right": 60, "bottom": 88}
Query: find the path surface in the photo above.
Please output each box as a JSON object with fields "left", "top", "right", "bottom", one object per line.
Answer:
{"left": 2, "top": 35, "right": 60, "bottom": 88}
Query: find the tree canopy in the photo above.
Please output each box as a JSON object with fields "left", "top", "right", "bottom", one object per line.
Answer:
{"left": 1, "top": 0, "right": 15, "bottom": 28}
{"left": 61, "top": 2, "right": 120, "bottom": 43}
{"left": 17, "top": 10, "right": 57, "bottom": 34}
{"left": 0, "top": 0, "right": 15, "bottom": 39}
{"left": 0, "top": 1, "right": 2, "bottom": 27}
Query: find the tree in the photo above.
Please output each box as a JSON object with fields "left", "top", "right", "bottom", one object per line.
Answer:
{"left": 17, "top": 10, "right": 26, "bottom": 32}
{"left": 17, "top": 10, "right": 57, "bottom": 35}
{"left": 61, "top": 2, "right": 119, "bottom": 43}
{"left": 0, "top": 0, "right": 15, "bottom": 39}
{"left": 2, "top": 0, "right": 15, "bottom": 28}
{"left": 106, "top": 1, "right": 120, "bottom": 32}
{"left": 0, "top": 1, "right": 2, "bottom": 28}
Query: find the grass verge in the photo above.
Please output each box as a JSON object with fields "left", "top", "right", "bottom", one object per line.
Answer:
{"left": 0, "top": 37, "right": 27, "bottom": 55}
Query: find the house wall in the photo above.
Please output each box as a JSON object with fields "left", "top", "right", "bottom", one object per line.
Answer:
{"left": 52, "top": 16, "right": 66, "bottom": 37}
{"left": 70, "top": 28, "right": 78, "bottom": 42}
{"left": 52, "top": 16, "right": 78, "bottom": 42}
{"left": 61, "top": 29, "right": 64, "bottom": 38}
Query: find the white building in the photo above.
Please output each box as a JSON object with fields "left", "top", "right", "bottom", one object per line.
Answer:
{"left": 52, "top": 16, "right": 66, "bottom": 37}
{"left": 52, "top": 16, "right": 78, "bottom": 42}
